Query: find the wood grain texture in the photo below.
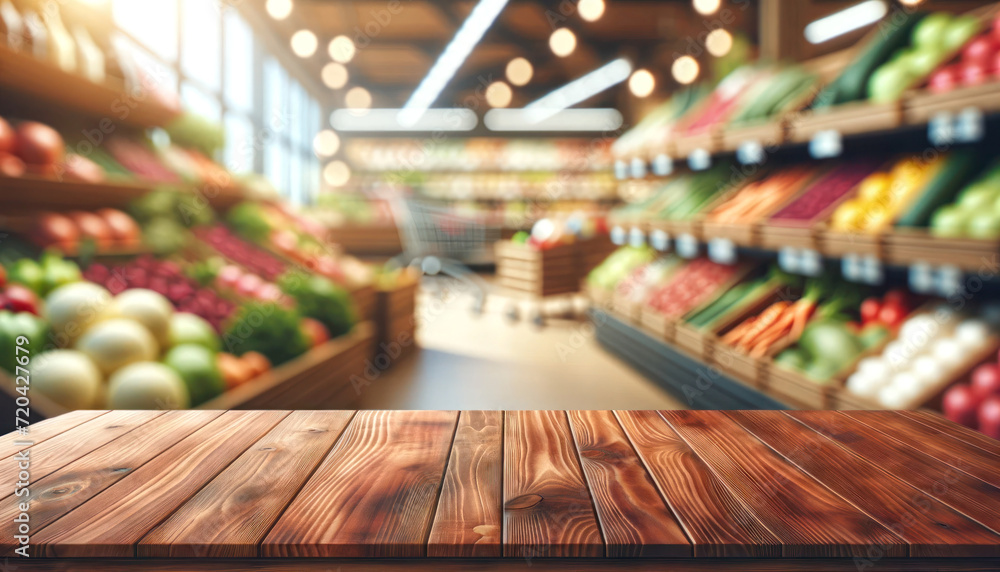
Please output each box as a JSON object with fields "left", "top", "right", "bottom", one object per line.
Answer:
{"left": 566, "top": 410, "right": 691, "bottom": 557}
{"left": 729, "top": 410, "right": 1000, "bottom": 558}
{"left": 662, "top": 410, "right": 905, "bottom": 558}
{"left": 139, "top": 411, "right": 355, "bottom": 558}
{"left": 787, "top": 411, "right": 1000, "bottom": 535}
{"left": 0, "top": 410, "right": 107, "bottom": 458}
{"left": 428, "top": 411, "right": 503, "bottom": 558}
{"left": 902, "top": 411, "right": 1000, "bottom": 459}
{"left": 263, "top": 410, "right": 459, "bottom": 557}
{"left": 843, "top": 411, "right": 1000, "bottom": 489}
{"left": 32, "top": 411, "right": 288, "bottom": 557}
{"left": 0, "top": 410, "right": 223, "bottom": 556}
{"left": 615, "top": 410, "right": 780, "bottom": 558}
{"left": 503, "top": 410, "right": 604, "bottom": 558}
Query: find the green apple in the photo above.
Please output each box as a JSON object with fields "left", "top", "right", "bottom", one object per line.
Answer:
{"left": 959, "top": 185, "right": 999, "bottom": 210}
{"left": 907, "top": 46, "right": 946, "bottom": 77}
{"left": 913, "top": 12, "right": 953, "bottom": 48}
{"left": 968, "top": 211, "right": 1000, "bottom": 239}
{"left": 944, "top": 15, "right": 982, "bottom": 52}
{"left": 930, "top": 205, "right": 972, "bottom": 237}
{"left": 867, "top": 63, "right": 917, "bottom": 103}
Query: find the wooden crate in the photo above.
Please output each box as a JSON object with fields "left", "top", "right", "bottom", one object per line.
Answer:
{"left": 611, "top": 292, "right": 644, "bottom": 324}
{"left": 672, "top": 128, "right": 719, "bottom": 158}
{"left": 720, "top": 120, "right": 785, "bottom": 153}
{"left": 817, "top": 228, "right": 884, "bottom": 258}
{"left": 674, "top": 322, "right": 713, "bottom": 362}
{"left": 788, "top": 100, "right": 903, "bottom": 143}
{"left": 494, "top": 241, "right": 582, "bottom": 298}
{"left": 758, "top": 224, "right": 818, "bottom": 251}
{"left": 375, "top": 278, "right": 419, "bottom": 359}
{"left": 884, "top": 229, "right": 1000, "bottom": 270}
{"left": 350, "top": 283, "right": 378, "bottom": 323}
{"left": 701, "top": 220, "right": 759, "bottom": 248}
{"left": 327, "top": 224, "right": 403, "bottom": 256}
{"left": 640, "top": 307, "right": 676, "bottom": 343}
{"left": 767, "top": 363, "right": 835, "bottom": 409}
{"left": 905, "top": 81, "right": 1000, "bottom": 125}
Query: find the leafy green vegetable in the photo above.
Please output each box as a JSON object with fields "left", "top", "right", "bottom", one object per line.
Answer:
{"left": 222, "top": 302, "right": 310, "bottom": 366}
{"left": 278, "top": 273, "right": 356, "bottom": 338}
{"left": 226, "top": 202, "right": 272, "bottom": 243}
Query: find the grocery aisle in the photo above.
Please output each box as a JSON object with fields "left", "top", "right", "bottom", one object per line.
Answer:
{"left": 354, "top": 278, "right": 685, "bottom": 410}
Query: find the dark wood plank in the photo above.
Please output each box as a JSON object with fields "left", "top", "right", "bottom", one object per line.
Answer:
{"left": 0, "top": 410, "right": 107, "bottom": 458}
{"left": 843, "top": 411, "right": 1000, "bottom": 488}
{"left": 0, "top": 410, "right": 223, "bottom": 556}
{"left": 566, "top": 410, "right": 691, "bottom": 557}
{"left": 139, "top": 411, "right": 355, "bottom": 558}
{"left": 503, "top": 410, "right": 604, "bottom": 558}
{"left": 262, "top": 410, "right": 459, "bottom": 557}
{"left": 662, "top": 410, "right": 905, "bottom": 558}
{"left": 729, "top": 410, "right": 1000, "bottom": 558}
{"left": 0, "top": 410, "right": 162, "bottom": 488}
{"left": 615, "top": 410, "right": 780, "bottom": 558}
{"left": 902, "top": 410, "right": 1000, "bottom": 459}
{"left": 32, "top": 410, "right": 288, "bottom": 557}
{"left": 787, "top": 411, "right": 1000, "bottom": 535}
{"left": 428, "top": 411, "right": 503, "bottom": 558}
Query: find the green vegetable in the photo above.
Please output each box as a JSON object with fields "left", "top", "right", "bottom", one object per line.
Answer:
{"left": 775, "top": 347, "right": 808, "bottom": 372}
{"left": 7, "top": 259, "right": 44, "bottom": 294}
{"left": 278, "top": 273, "right": 356, "bottom": 338}
{"left": 798, "top": 319, "right": 864, "bottom": 373}
{"left": 897, "top": 150, "right": 988, "bottom": 227}
{"left": 38, "top": 251, "right": 81, "bottom": 296}
{"left": 143, "top": 218, "right": 189, "bottom": 256}
{"left": 859, "top": 323, "right": 890, "bottom": 350}
{"left": 163, "top": 344, "right": 225, "bottom": 406}
{"left": 222, "top": 302, "right": 310, "bottom": 366}
{"left": 226, "top": 202, "right": 273, "bottom": 243}
{"left": 0, "top": 311, "right": 49, "bottom": 374}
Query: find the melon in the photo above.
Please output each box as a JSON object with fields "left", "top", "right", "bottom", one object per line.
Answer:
{"left": 75, "top": 319, "right": 158, "bottom": 375}
{"left": 107, "top": 362, "right": 189, "bottom": 409}
{"left": 31, "top": 350, "right": 102, "bottom": 409}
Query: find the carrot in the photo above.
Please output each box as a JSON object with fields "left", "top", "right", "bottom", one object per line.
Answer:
{"left": 729, "top": 301, "right": 791, "bottom": 348}
{"left": 789, "top": 297, "right": 818, "bottom": 339}
{"left": 742, "top": 308, "right": 796, "bottom": 353}
{"left": 748, "top": 323, "right": 793, "bottom": 358}
{"left": 722, "top": 316, "right": 757, "bottom": 345}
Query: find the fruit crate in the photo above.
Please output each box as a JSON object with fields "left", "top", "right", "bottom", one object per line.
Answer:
{"left": 326, "top": 223, "right": 402, "bottom": 257}
{"left": 720, "top": 120, "right": 785, "bottom": 153}
{"left": 766, "top": 362, "right": 835, "bottom": 409}
{"left": 0, "top": 322, "right": 376, "bottom": 422}
{"left": 494, "top": 241, "right": 582, "bottom": 298}
{"left": 673, "top": 322, "right": 714, "bottom": 362}
{"left": 580, "top": 236, "right": 618, "bottom": 276}
{"left": 584, "top": 282, "right": 614, "bottom": 310}
{"left": 611, "top": 292, "right": 644, "bottom": 324}
{"left": 758, "top": 223, "right": 820, "bottom": 252}
{"left": 350, "top": 282, "right": 378, "bottom": 323}
{"left": 375, "top": 276, "right": 419, "bottom": 361}
{"left": 672, "top": 127, "right": 719, "bottom": 159}
{"left": 816, "top": 227, "right": 884, "bottom": 259}
{"left": 904, "top": 81, "right": 1000, "bottom": 125}
{"left": 639, "top": 307, "right": 676, "bottom": 343}
{"left": 700, "top": 220, "right": 759, "bottom": 248}
{"left": 883, "top": 228, "right": 1000, "bottom": 270}
{"left": 787, "top": 99, "right": 903, "bottom": 143}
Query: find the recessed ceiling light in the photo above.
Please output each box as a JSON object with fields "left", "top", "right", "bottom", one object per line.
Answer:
{"left": 486, "top": 81, "right": 513, "bottom": 108}
{"left": 628, "top": 69, "right": 655, "bottom": 97}
{"left": 345, "top": 86, "right": 372, "bottom": 110}
{"left": 578, "top": 0, "right": 605, "bottom": 22}
{"left": 549, "top": 28, "right": 576, "bottom": 57}
{"left": 323, "top": 161, "right": 351, "bottom": 187}
{"left": 672, "top": 55, "right": 699, "bottom": 84}
{"left": 322, "top": 62, "right": 349, "bottom": 89}
{"left": 313, "top": 130, "right": 340, "bottom": 157}
{"left": 506, "top": 57, "right": 533, "bottom": 86}
{"left": 291, "top": 30, "right": 317, "bottom": 58}
{"left": 328, "top": 36, "right": 356, "bottom": 63}
{"left": 706, "top": 28, "right": 733, "bottom": 57}
{"left": 266, "top": 0, "right": 293, "bottom": 20}
{"left": 693, "top": 0, "right": 720, "bottom": 15}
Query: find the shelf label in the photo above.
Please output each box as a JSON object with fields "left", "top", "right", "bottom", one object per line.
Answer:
{"left": 688, "top": 149, "right": 711, "bottom": 171}
{"left": 809, "top": 130, "right": 842, "bottom": 159}
{"left": 929, "top": 111, "right": 955, "bottom": 146}
{"left": 934, "top": 265, "right": 963, "bottom": 297}
{"left": 610, "top": 225, "right": 626, "bottom": 245}
{"left": 676, "top": 233, "right": 699, "bottom": 258}
{"left": 910, "top": 263, "right": 963, "bottom": 296}
{"left": 908, "top": 262, "right": 935, "bottom": 294}
{"left": 652, "top": 154, "right": 673, "bottom": 176}
{"left": 737, "top": 140, "right": 765, "bottom": 165}
{"left": 707, "top": 238, "right": 737, "bottom": 265}
{"left": 628, "top": 227, "right": 646, "bottom": 248}
{"left": 779, "top": 248, "right": 822, "bottom": 276}
{"left": 650, "top": 229, "right": 670, "bottom": 251}
{"left": 630, "top": 158, "right": 647, "bottom": 179}
{"left": 956, "top": 107, "right": 984, "bottom": 143}
{"left": 842, "top": 254, "right": 863, "bottom": 283}
{"left": 843, "top": 254, "right": 883, "bottom": 285}
{"left": 614, "top": 160, "right": 628, "bottom": 180}
{"left": 778, "top": 247, "right": 800, "bottom": 274}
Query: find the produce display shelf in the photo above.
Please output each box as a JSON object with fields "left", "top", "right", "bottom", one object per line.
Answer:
{"left": 0, "top": 44, "right": 180, "bottom": 129}
{"left": 326, "top": 223, "right": 402, "bottom": 257}
{"left": 9, "top": 408, "right": 1000, "bottom": 570}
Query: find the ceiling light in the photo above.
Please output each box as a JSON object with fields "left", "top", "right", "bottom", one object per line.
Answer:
{"left": 330, "top": 109, "right": 478, "bottom": 131}
{"left": 524, "top": 57, "right": 632, "bottom": 123}
{"left": 805, "top": 0, "right": 888, "bottom": 44}
{"left": 485, "top": 81, "right": 513, "bottom": 107}
{"left": 549, "top": 28, "right": 576, "bottom": 57}
{"left": 313, "top": 130, "right": 340, "bottom": 157}
{"left": 266, "top": 0, "right": 292, "bottom": 20}
{"left": 672, "top": 55, "right": 699, "bottom": 84}
{"left": 323, "top": 161, "right": 351, "bottom": 187}
{"left": 706, "top": 28, "right": 733, "bottom": 57}
{"left": 328, "top": 35, "right": 356, "bottom": 63}
{"left": 485, "top": 108, "right": 623, "bottom": 131}
{"left": 400, "top": 0, "right": 510, "bottom": 125}
{"left": 322, "top": 62, "right": 349, "bottom": 89}
{"left": 693, "top": 0, "right": 720, "bottom": 15}
{"left": 578, "top": 0, "right": 605, "bottom": 22}
{"left": 506, "top": 57, "right": 533, "bottom": 86}
{"left": 345, "top": 86, "right": 372, "bottom": 110}
{"left": 290, "top": 30, "right": 317, "bottom": 58}
{"left": 628, "top": 69, "right": 655, "bottom": 97}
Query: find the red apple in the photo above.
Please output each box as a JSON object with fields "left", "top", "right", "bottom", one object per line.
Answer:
{"left": 3, "top": 284, "right": 40, "bottom": 315}
{"left": 68, "top": 211, "right": 113, "bottom": 249}
{"left": 878, "top": 302, "right": 907, "bottom": 328}
{"left": 300, "top": 317, "right": 330, "bottom": 348}
{"left": 943, "top": 383, "right": 981, "bottom": 428}
{"left": 978, "top": 396, "right": 1000, "bottom": 439}
{"left": 929, "top": 65, "right": 961, "bottom": 93}
{"left": 860, "top": 297, "right": 882, "bottom": 324}
{"left": 962, "top": 35, "right": 999, "bottom": 67}
{"left": 972, "top": 363, "right": 1000, "bottom": 400}
{"left": 962, "top": 60, "right": 990, "bottom": 87}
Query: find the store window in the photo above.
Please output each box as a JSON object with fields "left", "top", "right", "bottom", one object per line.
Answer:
{"left": 180, "top": 0, "right": 221, "bottom": 93}
{"left": 112, "top": 0, "right": 178, "bottom": 63}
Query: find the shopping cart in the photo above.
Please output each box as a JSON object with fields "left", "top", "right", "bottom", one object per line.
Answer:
{"left": 383, "top": 192, "right": 498, "bottom": 315}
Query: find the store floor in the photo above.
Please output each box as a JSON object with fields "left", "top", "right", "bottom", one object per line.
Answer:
{"left": 354, "top": 277, "right": 686, "bottom": 410}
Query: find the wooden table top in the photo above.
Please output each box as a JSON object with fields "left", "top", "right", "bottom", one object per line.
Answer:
{"left": 4, "top": 409, "right": 1000, "bottom": 570}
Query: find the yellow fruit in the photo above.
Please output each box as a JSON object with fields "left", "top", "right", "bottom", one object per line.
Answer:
{"left": 857, "top": 173, "right": 892, "bottom": 202}
{"left": 831, "top": 199, "right": 865, "bottom": 231}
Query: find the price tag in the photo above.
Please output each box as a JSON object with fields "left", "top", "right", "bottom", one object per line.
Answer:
{"left": 614, "top": 160, "right": 628, "bottom": 180}
{"left": 628, "top": 227, "right": 646, "bottom": 248}
{"left": 650, "top": 229, "right": 670, "bottom": 251}
{"left": 934, "top": 265, "right": 963, "bottom": 297}
{"left": 908, "top": 262, "right": 935, "bottom": 294}
{"left": 676, "top": 233, "right": 699, "bottom": 258}
{"left": 809, "top": 130, "right": 842, "bottom": 159}
{"left": 652, "top": 154, "right": 673, "bottom": 177}
{"left": 778, "top": 247, "right": 801, "bottom": 274}
{"left": 928, "top": 111, "right": 955, "bottom": 146}
{"left": 688, "top": 149, "right": 711, "bottom": 171}
{"left": 861, "top": 255, "right": 884, "bottom": 286}
{"left": 610, "top": 225, "right": 626, "bottom": 246}
{"left": 955, "top": 107, "right": 984, "bottom": 143}
{"left": 630, "top": 157, "right": 647, "bottom": 179}
{"left": 842, "top": 254, "right": 864, "bottom": 283}
{"left": 737, "top": 140, "right": 765, "bottom": 165}
{"left": 707, "top": 238, "right": 737, "bottom": 265}
{"left": 800, "top": 249, "right": 823, "bottom": 276}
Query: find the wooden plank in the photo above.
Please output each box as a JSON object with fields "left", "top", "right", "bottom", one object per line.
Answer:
{"left": 615, "top": 410, "right": 781, "bottom": 558}
{"left": 902, "top": 410, "right": 1000, "bottom": 459}
{"left": 262, "top": 410, "right": 459, "bottom": 558}
{"left": 0, "top": 410, "right": 107, "bottom": 458}
{"left": 503, "top": 410, "right": 604, "bottom": 558}
{"left": 729, "top": 410, "right": 1000, "bottom": 558}
{"left": 139, "top": 411, "right": 355, "bottom": 558}
{"left": 427, "top": 411, "right": 503, "bottom": 557}
{"left": 0, "top": 411, "right": 162, "bottom": 488}
{"left": 566, "top": 410, "right": 691, "bottom": 557}
{"left": 662, "top": 410, "right": 905, "bottom": 558}
{"left": 787, "top": 411, "right": 1000, "bottom": 535}
{"left": 843, "top": 411, "right": 1000, "bottom": 489}
{"left": 0, "top": 410, "right": 224, "bottom": 556}
{"left": 32, "top": 411, "right": 288, "bottom": 557}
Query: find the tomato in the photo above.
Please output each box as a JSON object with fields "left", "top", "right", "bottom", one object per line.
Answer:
{"left": 878, "top": 303, "right": 907, "bottom": 328}
{"left": 978, "top": 396, "right": 1000, "bottom": 439}
{"left": 860, "top": 297, "right": 882, "bottom": 324}
{"left": 944, "top": 384, "right": 980, "bottom": 428}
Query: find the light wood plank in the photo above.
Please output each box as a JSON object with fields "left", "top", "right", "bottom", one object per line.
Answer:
{"left": 139, "top": 411, "right": 355, "bottom": 557}
{"left": 615, "top": 410, "right": 780, "bottom": 558}
{"left": 567, "top": 410, "right": 691, "bottom": 557}
{"left": 427, "top": 411, "right": 503, "bottom": 557}
{"left": 503, "top": 410, "right": 604, "bottom": 558}
{"left": 0, "top": 410, "right": 107, "bottom": 458}
{"left": 32, "top": 411, "right": 288, "bottom": 557}
{"left": 262, "top": 410, "right": 458, "bottom": 557}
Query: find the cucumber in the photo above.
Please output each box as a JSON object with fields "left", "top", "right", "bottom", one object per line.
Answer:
{"left": 895, "top": 149, "right": 989, "bottom": 228}
{"left": 687, "top": 282, "right": 752, "bottom": 327}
